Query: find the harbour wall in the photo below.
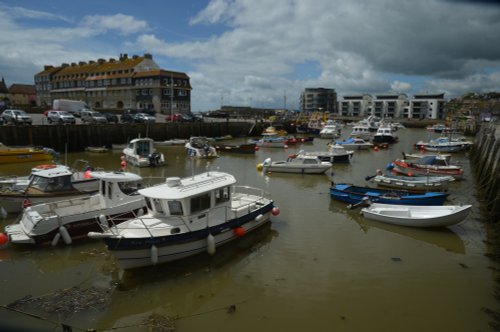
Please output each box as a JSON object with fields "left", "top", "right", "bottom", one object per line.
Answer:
{"left": 471, "top": 123, "right": 500, "bottom": 222}
{"left": 0, "top": 122, "right": 258, "bottom": 152}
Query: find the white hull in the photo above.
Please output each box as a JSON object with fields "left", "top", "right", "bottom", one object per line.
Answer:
{"left": 0, "top": 192, "right": 94, "bottom": 214}
{"left": 361, "top": 204, "right": 471, "bottom": 227}
{"left": 112, "top": 214, "right": 271, "bottom": 269}
{"left": 263, "top": 163, "right": 331, "bottom": 174}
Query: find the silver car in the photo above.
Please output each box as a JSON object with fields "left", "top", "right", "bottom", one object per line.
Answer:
{"left": 46, "top": 110, "right": 76, "bottom": 124}
{"left": 81, "top": 110, "right": 108, "bottom": 124}
{"left": 1, "top": 109, "right": 32, "bottom": 125}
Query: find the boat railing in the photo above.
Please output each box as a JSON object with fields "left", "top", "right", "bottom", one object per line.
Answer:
{"left": 233, "top": 185, "right": 271, "bottom": 200}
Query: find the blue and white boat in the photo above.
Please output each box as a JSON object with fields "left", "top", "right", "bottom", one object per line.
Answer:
{"left": 333, "top": 137, "right": 373, "bottom": 150}
{"left": 330, "top": 183, "right": 449, "bottom": 206}
{"left": 88, "top": 171, "right": 278, "bottom": 269}
{"left": 249, "top": 133, "right": 288, "bottom": 148}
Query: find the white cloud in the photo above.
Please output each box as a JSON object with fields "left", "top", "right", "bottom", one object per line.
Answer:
{"left": 80, "top": 14, "right": 149, "bottom": 36}
{"left": 390, "top": 81, "right": 412, "bottom": 93}
{"left": 0, "top": 3, "right": 71, "bottom": 22}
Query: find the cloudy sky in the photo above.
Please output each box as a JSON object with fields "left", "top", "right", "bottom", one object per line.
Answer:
{"left": 0, "top": 0, "right": 499, "bottom": 111}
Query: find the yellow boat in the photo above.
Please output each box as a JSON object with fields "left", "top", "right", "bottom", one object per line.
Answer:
{"left": 0, "top": 142, "right": 54, "bottom": 164}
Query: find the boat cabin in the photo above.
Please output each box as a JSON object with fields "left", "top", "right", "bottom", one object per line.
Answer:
{"left": 138, "top": 172, "right": 237, "bottom": 224}
{"left": 27, "top": 166, "right": 77, "bottom": 192}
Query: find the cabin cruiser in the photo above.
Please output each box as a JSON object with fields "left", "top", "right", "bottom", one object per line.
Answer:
{"left": 373, "top": 126, "right": 398, "bottom": 144}
{"left": 185, "top": 137, "right": 218, "bottom": 158}
{"left": 122, "top": 138, "right": 165, "bottom": 167}
{"left": 258, "top": 155, "right": 332, "bottom": 174}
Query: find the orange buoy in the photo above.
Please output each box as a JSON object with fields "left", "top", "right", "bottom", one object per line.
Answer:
{"left": 233, "top": 227, "right": 246, "bottom": 237}
{"left": 374, "top": 146, "right": 379, "bottom": 151}
{"left": 0, "top": 233, "right": 8, "bottom": 246}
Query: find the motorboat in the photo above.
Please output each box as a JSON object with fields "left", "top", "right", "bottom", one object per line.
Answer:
{"left": 122, "top": 137, "right": 165, "bottom": 167}
{"left": 0, "top": 164, "right": 99, "bottom": 214}
{"left": 414, "top": 136, "right": 473, "bottom": 153}
{"left": 390, "top": 157, "right": 464, "bottom": 180}
{"left": 319, "top": 122, "right": 341, "bottom": 139}
{"left": 295, "top": 145, "right": 354, "bottom": 163}
{"left": 85, "top": 146, "right": 109, "bottom": 153}
{"left": 88, "top": 171, "right": 278, "bottom": 269}
{"left": 402, "top": 152, "right": 452, "bottom": 164}
{"left": 361, "top": 203, "right": 471, "bottom": 228}
{"left": 0, "top": 142, "right": 57, "bottom": 164}
{"left": 258, "top": 155, "right": 332, "bottom": 174}
{"left": 249, "top": 133, "right": 288, "bottom": 148}
{"left": 372, "top": 126, "right": 398, "bottom": 144}
{"left": 0, "top": 160, "right": 97, "bottom": 193}
{"left": 4, "top": 171, "right": 146, "bottom": 246}
{"left": 215, "top": 142, "right": 257, "bottom": 154}
{"left": 333, "top": 137, "right": 374, "bottom": 150}
{"left": 366, "top": 172, "right": 455, "bottom": 192}
{"left": 185, "top": 137, "right": 218, "bottom": 158}
{"left": 349, "top": 125, "right": 371, "bottom": 140}
{"left": 330, "top": 183, "right": 449, "bottom": 206}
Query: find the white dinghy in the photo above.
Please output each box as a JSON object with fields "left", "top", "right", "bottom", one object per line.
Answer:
{"left": 361, "top": 203, "right": 472, "bottom": 228}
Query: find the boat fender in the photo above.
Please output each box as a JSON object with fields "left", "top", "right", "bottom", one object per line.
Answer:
{"left": 23, "top": 199, "right": 31, "bottom": 208}
{"left": 150, "top": 245, "right": 158, "bottom": 265}
{"left": 271, "top": 207, "right": 280, "bottom": 216}
{"left": 51, "top": 232, "right": 61, "bottom": 246}
{"left": 207, "top": 233, "right": 216, "bottom": 255}
{"left": 59, "top": 226, "right": 72, "bottom": 245}
{"left": 255, "top": 214, "right": 265, "bottom": 222}
{"left": 137, "top": 208, "right": 145, "bottom": 217}
{"left": 98, "top": 214, "right": 108, "bottom": 229}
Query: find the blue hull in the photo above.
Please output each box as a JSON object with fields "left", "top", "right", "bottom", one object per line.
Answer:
{"left": 330, "top": 184, "right": 448, "bottom": 206}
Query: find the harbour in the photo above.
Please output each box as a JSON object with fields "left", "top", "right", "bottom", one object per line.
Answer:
{"left": 0, "top": 127, "right": 497, "bottom": 331}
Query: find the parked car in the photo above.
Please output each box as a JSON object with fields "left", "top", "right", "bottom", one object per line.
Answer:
{"left": 0, "top": 109, "right": 32, "bottom": 125}
{"left": 133, "top": 113, "right": 156, "bottom": 123}
{"left": 46, "top": 110, "right": 76, "bottom": 124}
{"left": 102, "top": 113, "right": 119, "bottom": 123}
{"left": 120, "top": 111, "right": 135, "bottom": 123}
{"left": 165, "top": 113, "right": 185, "bottom": 122}
{"left": 81, "top": 110, "right": 108, "bottom": 124}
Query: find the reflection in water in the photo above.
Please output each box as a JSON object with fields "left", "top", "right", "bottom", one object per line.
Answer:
{"left": 328, "top": 200, "right": 466, "bottom": 254}
{"left": 97, "top": 222, "right": 278, "bottom": 330}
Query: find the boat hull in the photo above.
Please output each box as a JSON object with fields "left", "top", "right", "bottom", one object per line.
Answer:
{"left": 361, "top": 204, "right": 472, "bottom": 227}
{"left": 0, "top": 150, "right": 52, "bottom": 164}
{"left": 102, "top": 205, "right": 273, "bottom": 269}
{"left": 392, "top": 162, "right": 464, "bottom": 180}
{"left": 369, "top": 174, "right": 454, "bottom": 192}
{"left": 330, "top": 184, "right": 449, "bottom": 206}
{"left": 263, "top": 163, "right": 331, "bottom": 174}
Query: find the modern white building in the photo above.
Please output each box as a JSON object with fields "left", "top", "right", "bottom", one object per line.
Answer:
{"left": 338, "top": 93, "right": 446, "bottom": 119}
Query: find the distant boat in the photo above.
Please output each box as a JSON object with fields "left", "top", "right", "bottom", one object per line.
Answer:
{"left": 361, "top": 203, "right": 471, "bottom": 228}
{"left": 295, "top": 145, "right": 354, "bottom": 163}
{"left": 334, "top": 137, "right": 373, "bottom": 150}
{"left": 185, "top": 137, "right": 218, "bottom": 158}
{"left": 390, "top": 157, "right": 464, "bottom": 180}
{"left": 123, "top": 138, "right": 165, "bottom": 167}
{"left": 414, "top": 136, "right": 473, "bottom": 153}
{"left": 215, "top": 142, "right": 257, "bottom": 154}
{"left": 366, "top": 172, "right": 455, "bottom": 192}
{"left": 249, "top": 134, "right": 288, "bottom": 148}
{"left": 259, "top": 155, "right": 332, "bottom": 174}
{"left": 372, "top": 126, "right": 398, "bottom": 144}
{"left": 85, "top": 146, "right": 108, "bottom": 153}
{"left": 154, "top": 139, "right": 188, "bottom": 146}
{"left": 0, "top": 142, "right": 56, "bottom": 164}
{"left": 330, "top": 183, "right": 449, "bottom": 206}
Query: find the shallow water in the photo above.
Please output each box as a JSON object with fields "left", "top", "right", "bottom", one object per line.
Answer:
{"left": 0, "top": 128, "right": 496, "bottom": 331}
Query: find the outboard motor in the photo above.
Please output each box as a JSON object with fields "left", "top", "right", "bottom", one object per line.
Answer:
{"left": 148, "top": 152, "right": 162, "bottom": 166}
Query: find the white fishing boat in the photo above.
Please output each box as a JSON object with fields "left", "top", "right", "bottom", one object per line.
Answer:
{"left": 350, "top": 124, "right": 371, "bottom": 140}
{"left": 122, "top": 137, "right": 165, "bottom": 167}
{"left": 185, "top": 137, "right": 218, "bottom": 158}
{"left": 88, "top": 171, "right": 279, "bottom": 269}
{"left": 258, "top": 155, "right": 332, "bottom": 174}
{"left": 319, "top": 122, "right": 340, "bottom": 139}
{"left": 295, "top": 145, "right": 354, "bottom": 163}
{"left": 361, "top": 203, "right": 472, "bottom": 228}
{"left": 4, "top": 171, "right": 146, "bottom": 246}
{"left": 373, "top": 126, "right": 398, "bottom": 144}
{"left": 0, "top": 164, "right": 99, "bottom": 214}
{"left": 414, "top": 136, "right": 473, "bottom": 153}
